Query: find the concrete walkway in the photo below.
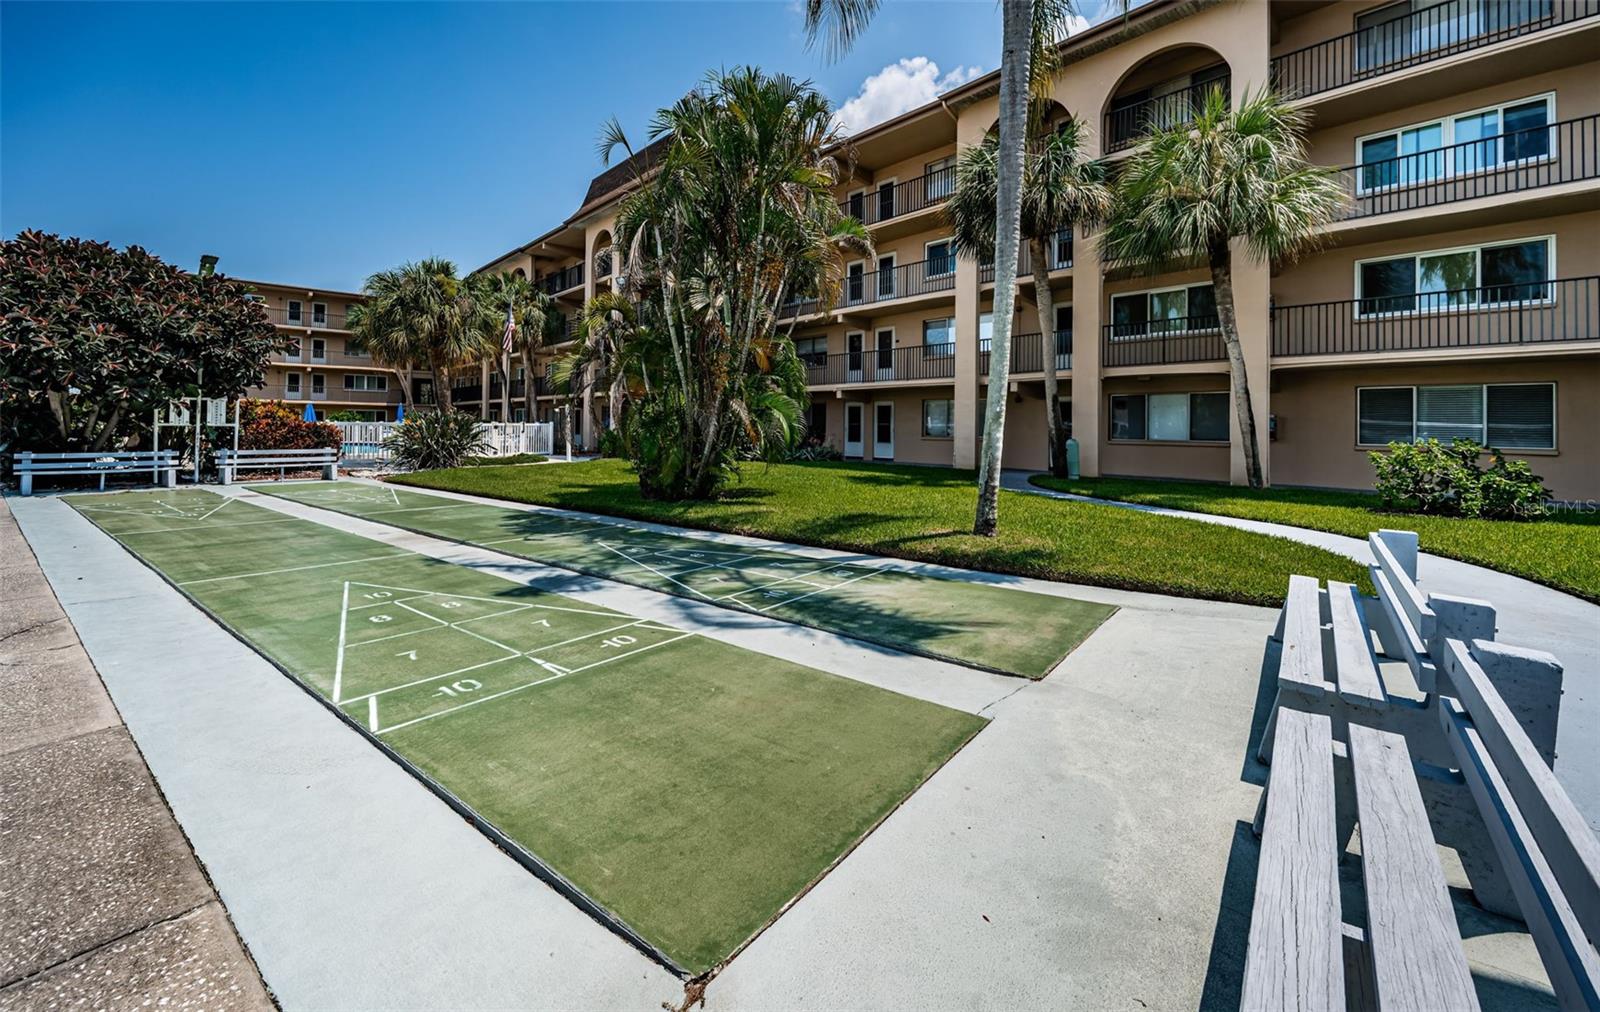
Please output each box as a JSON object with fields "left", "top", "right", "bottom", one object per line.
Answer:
{"left": 0, "top": 497, "right": 272, "bottom": 1010}
{"left": 10, "top": 485, "right": 1560, "bottom": 1009}
{"left": 1003, "top": 470, "right": 1600, "bottom": 830}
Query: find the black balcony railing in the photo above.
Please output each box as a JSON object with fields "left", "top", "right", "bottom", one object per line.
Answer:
{"left": 978, "top": 230, "right": 1074, "bottom": 283}
{"left": 1104, "top": 77, "right": 1230, "bottom": 153}
{"left": 450, "top": 382, "right": 483, "bottom": 402}
{"left": 979, "top": 331, "right": 1073, "bottom": 375}
{"left": 841, "top": 167, "right": 956, "bottom": 227}
{"left": 1102, "top": 316, "right": 1226, "bottom": 367}
{"left": 1335, "top": 113, "right": 1599, "bottom": 220}
{"left": 539, "top": 263, "right": 585, "bottom": 296}
{"left": 267, "top": 306, "right": 351, "bottom": 329}
{"left": 803, "top": 342, "right": 957, "bottom": 386}
{"left": 1271, "top": 0, "right": 1599, "bottom": 99}
{"left": 781, "top": 256, "right": 960, "bottom": 318}
{"left": 1271, "top": 275, "right": 1598, "bottom": 357}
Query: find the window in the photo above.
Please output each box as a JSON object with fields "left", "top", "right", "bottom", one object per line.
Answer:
{"left": 1357, "top": 383, "right": 1555, "bottom": 449}
{"left": 925, "top": 239, "right": 954, "bottom": 278}
{"left": 925, "top": 156, "right": 955, "bottom": 200}
{"left": 311, "top": 374, "right": 326, "bottom": 395}
{"left": 794, "top": 336, "right": 828, "bottom": 366}
{"left": 1110, "top": 284, "right": 1217, "bottom": 337}
{"left": 1356, "top": 94, "right": 1553, "bottom": 191}
{"left": 877, "top": 179, "right": 897, "bottom": 221}
{"left": 284, "top": 373, "right": 302, "bottom": 395}
{"left": 343, "top": 374, "right": 388, "bottom": 391}
{"left": 345, "top": 338, "right": 368, "bottom": 357}
{"left": 846, "top": 261, "right": 866, "bottom": 303}
{"left": 1109, "top": 392, "right": 1228, "bottom": 442}
{"left": 312, "top": 302, "right": 328, "bottom": 326}
{"left": 287, "top": 299, "right": 303, "bottom": 324}
{"left": 285, "top": 337, "right": 302, "bottom": 359}
{"left": 1355, "top": 1, "right": 1552, "bottom": 70}
{"left": 846, "top": 190, "right": 866, "bottom": 221}
{"left": 311, "top": 338, "right": 327, "bottom": 361}
{"left": 1051, "top": 229, "right": 1073, "bottom": 270}
{"left": 1355, "top": 236, "right": 1552, "bottom": 315}
{"left": 922, "top": 399, "right": 955, "bottom": 438}
{"left": 922, "top": 318, "right": 954, "bottom": 356}
{"left": 979, "top": 312, "right": 994, "bottom": 348}
{"left": 513, "top": 407, "right": 527, "bottom": 422}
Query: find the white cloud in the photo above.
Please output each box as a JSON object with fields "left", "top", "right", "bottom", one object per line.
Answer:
{"left": 1064, "top": 13, "right": 1091, "bottom": 35}
{"left": 834, "top": 57, "right": 985, "bottom": 135}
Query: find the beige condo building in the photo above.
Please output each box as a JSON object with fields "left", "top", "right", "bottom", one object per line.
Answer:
{"left": 240, "top": 280, "right": 429, "bottom": 421}
{"left": 473, "top": 0, "right": 1600, "bottom": 500}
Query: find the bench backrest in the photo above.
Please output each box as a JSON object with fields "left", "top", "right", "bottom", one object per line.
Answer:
{"left": 14, "top": 450, "right": 176, "bottom": 468}
{"left": 216, "top": 448, "right": 338, "bottom": 460}
{"left": 1370, "top": 530, "right": 1434, "bottom": 642}
{"left": 1441, "top": 639, "right": 1600, "bottom": 959}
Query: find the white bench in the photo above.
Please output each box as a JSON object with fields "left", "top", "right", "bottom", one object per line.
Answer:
{"left": 215, "top": 447, "right": 338, "bottom": 484}
{"left": 13, "top": 450, "right": 177, "bottom": 495}
{"left": 1244, "top": 532, "right": 1597, "bottom": 1010}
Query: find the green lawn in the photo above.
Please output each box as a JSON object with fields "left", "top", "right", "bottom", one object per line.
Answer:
{"left": 68, "top": 489, "right": 983, "bottom": 975}
{"left": 1030, "top": 475, "right": 1600, "bottom": 603}
{"left": 391, "top": 459, "right": 1370, "bottom": 606}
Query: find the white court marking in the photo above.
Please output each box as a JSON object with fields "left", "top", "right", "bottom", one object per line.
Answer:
{"left": 331, "top": 581, "right": 695, "bottom": 732}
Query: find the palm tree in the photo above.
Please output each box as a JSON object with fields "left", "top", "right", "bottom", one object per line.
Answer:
{"left": 804, "top": 0, "right": 1081, "bottom": 535}
{"left": 350, "top": 258, "right": 492, "bottom": 414}
{"left": 599, "top": 67, "right": 869, "bottom": 498}
{"left": 946, "top": 116, "right": 1110, "bottom": 478}
{"left": 1101, "top": 88, "right": 1345, "bottom": 488}
{"left": 470, "top": 270, "right": 551, "bottom": 420}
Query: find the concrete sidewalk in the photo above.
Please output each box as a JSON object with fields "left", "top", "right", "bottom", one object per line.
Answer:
{"left": 0, "top": 496, "right": 272, "bottom": 1011}
{"left": 1004, "top": 470, "right": 1600, "bottom": 830}
{"left": 9, "top": 494, "right": 682, "bottom": 1011}
{"left": 10, "top": 486, "right": 1561, "bottom": 1009}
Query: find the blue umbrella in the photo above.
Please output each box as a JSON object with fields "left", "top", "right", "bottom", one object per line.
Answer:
{"left": 302, "top": 401, "right": 317, "bottom": 422}
{"left": 394, "top": 401, "right": 405, "bottom": 422}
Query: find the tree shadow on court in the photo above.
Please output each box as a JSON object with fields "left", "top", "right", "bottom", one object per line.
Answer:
{"left": 455, "top": 508, "right": 1056, "bottom": 679}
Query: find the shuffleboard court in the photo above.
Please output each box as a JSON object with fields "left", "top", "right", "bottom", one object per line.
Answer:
{"left": 64, "top": 489, "right": 985, "bottom": 975}
{"left": 250, "top": 481, "right": 1117, "bottom": 678}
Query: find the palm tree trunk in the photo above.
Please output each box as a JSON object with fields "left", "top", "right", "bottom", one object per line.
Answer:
{"left": 433, "top": 354, "right": 454, "bottom": 414}
{"left": 1209, "top": 243, "right": 1264, "bottom": 488}
{"left": 1029, "top": 234, "right": 1066, "bottom": 478}
{"left": 973, "top": 0, "right": 1033, "bottom": 536}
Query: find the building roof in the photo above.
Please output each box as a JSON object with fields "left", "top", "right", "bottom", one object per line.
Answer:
{"left": 231, "top": 277, "right": 367, "bottom": 300}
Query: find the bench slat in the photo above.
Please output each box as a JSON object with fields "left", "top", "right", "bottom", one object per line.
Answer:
{"left": 14, "top": 451, "right": 174, "bottom": 460}
{"left": 1442, "top": 698, "right": 1600, "bottom": 1010}
{"left": 217, "top": 449, "right": 337, "bottom": 458}
{"left": 1244, "top": 708, "right": 1344, "bottom": 1012}
{"left": 1329, "top": 581, "right": 1386, "bottom": 710}
{"left": 1348, "top": 723, "right": 1478, "bottom": 1011}
{"left": 1370, "top": 567, "right": 1437, "bottom": 693}
{"left": 1443, "top": 639, "right": 1600, "bottom": 950}
{"left": 1370, "top": 534, "right": 1435, "bottom": 643}
{"left": 1279, "top": 574, "right": 1325, "bottom": 691}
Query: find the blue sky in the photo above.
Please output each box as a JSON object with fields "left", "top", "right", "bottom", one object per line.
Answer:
{"left": 2, "top": 1, "right": 1113, "bottom": 291}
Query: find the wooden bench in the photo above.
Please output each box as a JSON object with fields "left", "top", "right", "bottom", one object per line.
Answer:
{"left": 1244, "top": 532, "right": 1598, "bottom": 1009}
{"left": 215, "top": 447, "right": 338, "bottom": 484}
{"left": 13, "top": 450, "right": 177, "bottom": 495}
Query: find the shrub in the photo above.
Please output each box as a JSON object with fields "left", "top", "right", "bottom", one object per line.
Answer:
{"left": 597, "top": 427, "right": 626, "bottom": 459}
{"left": 239, "top": 399, "right": 342, "bottom": 451}
{"left": 1370, "top": 439, "right": 1548, "bottom": 520}
{"left": 383, "top": 410, "right": 488, "bottom": 471}
{"left": 787, "top": 440, "right": 842, "bottom": 462}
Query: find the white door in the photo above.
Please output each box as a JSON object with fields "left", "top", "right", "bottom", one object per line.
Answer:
{"left": 872, "top": 401, "right": 894, "bottom": 460}
{"left": 844, "top": 403, "right": 865, "bottom": 457}
{"left": 846, "top": 332, "right": 865, "bottom": 383}
{"left": 874, "top": 329, "right": 895, "bottom": 381}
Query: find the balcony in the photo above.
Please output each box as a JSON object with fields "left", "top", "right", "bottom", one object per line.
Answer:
{"left": 803, "top": 343, "right": 956, "bottom": 386}
{"left": 1104, "top": 76, "right": 1230, "bottom": 154}
{"left": 1271, "top": 275, "right": 1599, "bottom": 358}
{"left": 1271, "top": 0, "right": 1599, "bottom": 100}
{"left": 979, "top": 230, "right": 1073, "bottom": 284}
{"left": 979, "top": 331, "right": 1072, "bottom": 375}
{"left": 1102, "top": 316, "right": 1226, "bottom": 368}
{"left": 539, "top": 263, "right": 585, "bottom": 297}
{"left": 267, "top": 306, "right": 350, "bottom": 330}
{"left": 1331, "top": 113, "right": 1599, "bottom": 222}
{"left": 255, "top": 384, "right": 396, "bottom": 404}
{"left": 782, "top": 256, "right": 958, "bottom": 319}
{"left": 840, "top": 167, "right": 956, "bottom": 228}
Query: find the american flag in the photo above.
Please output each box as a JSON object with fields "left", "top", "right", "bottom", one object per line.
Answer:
{"left": 502, "top": 302, "right": 516, "bottom": 356}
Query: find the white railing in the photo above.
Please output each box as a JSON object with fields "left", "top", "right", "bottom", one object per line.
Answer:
{"left": 334, "top": 421, "right": 553, "bottom": 465}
